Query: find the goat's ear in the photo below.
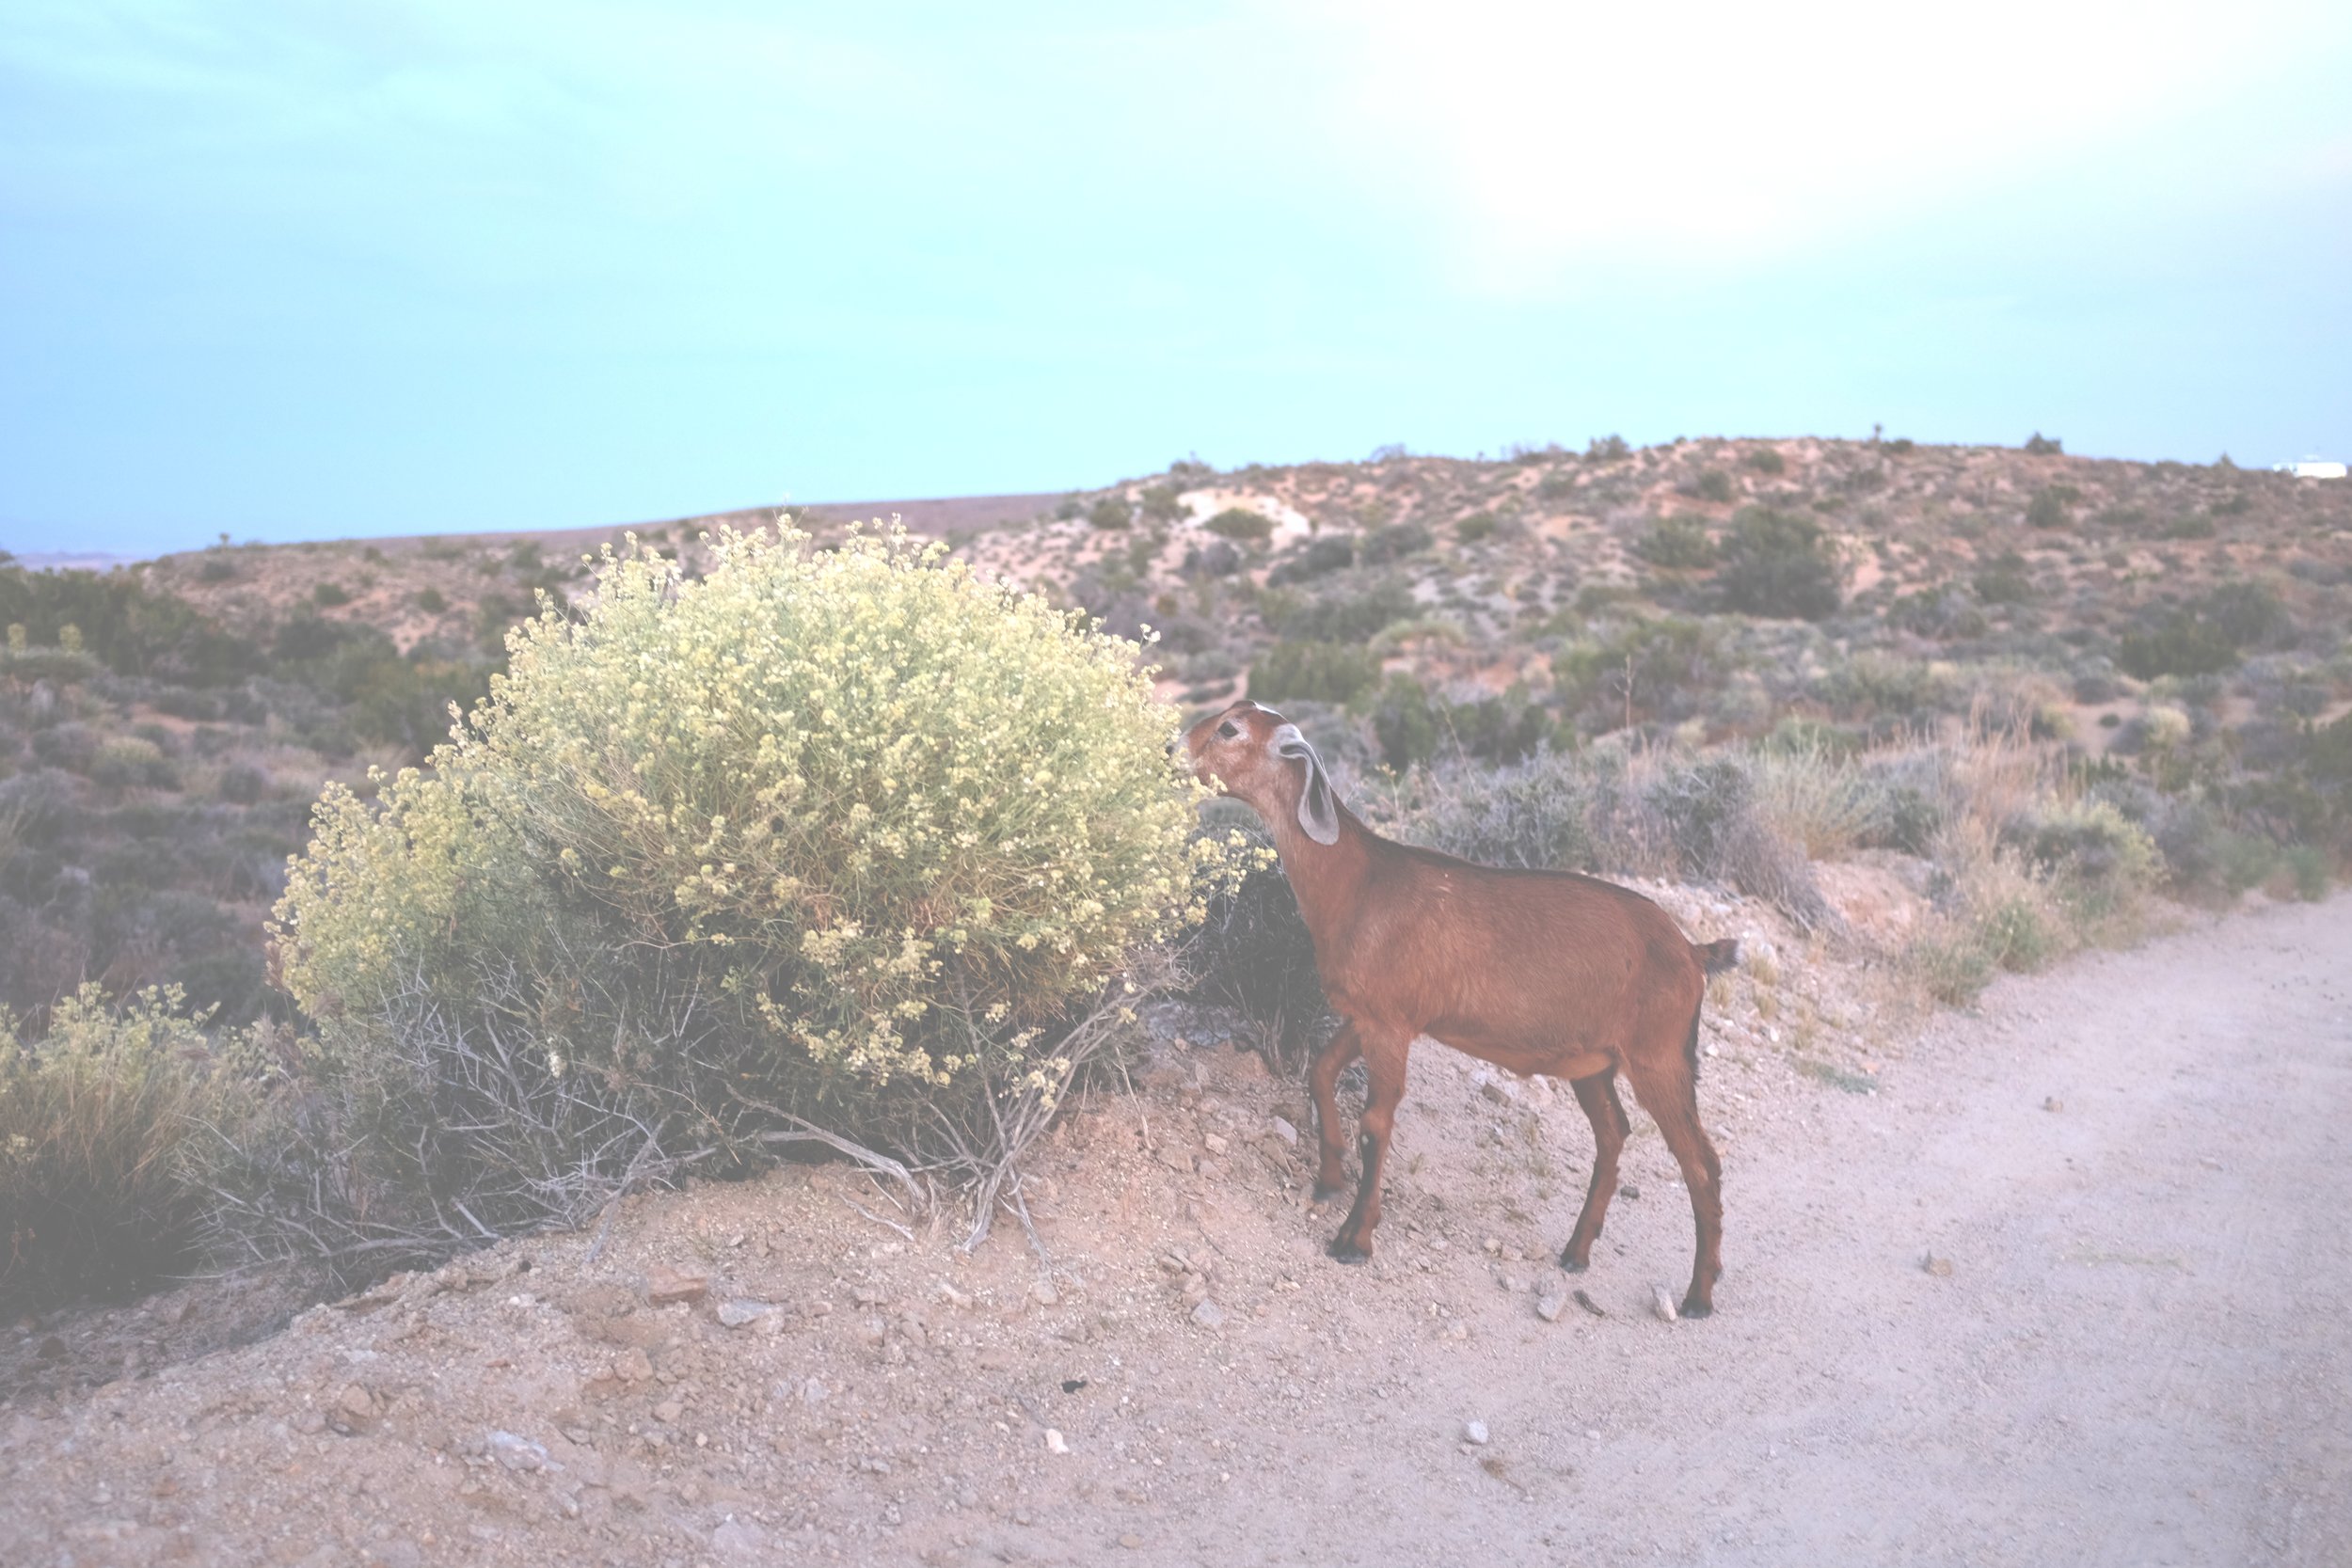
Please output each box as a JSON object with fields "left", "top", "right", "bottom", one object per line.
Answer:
{"left": 1269, "top": 723, "right": 1341, "bottom": 847}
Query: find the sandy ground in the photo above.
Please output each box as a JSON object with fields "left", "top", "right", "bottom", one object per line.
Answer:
{"left": 2, "top": 894, "right": 2345, "bottom": 1567}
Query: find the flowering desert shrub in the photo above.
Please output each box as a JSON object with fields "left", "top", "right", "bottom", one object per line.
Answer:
{"left": 1, "top": 985, "right": 244, "bottom": 1310}
{"left": 258, "top": 526, "right": 1211, "bottom": 1269}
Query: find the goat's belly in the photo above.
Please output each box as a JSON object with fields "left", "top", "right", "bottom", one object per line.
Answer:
{"left": 1429, "top": 1032, "right": 1613, "bottom": 1084}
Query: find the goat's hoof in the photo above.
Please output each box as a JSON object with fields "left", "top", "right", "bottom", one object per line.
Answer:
{"left": 1679, "top": 1295, "right": 1714, "bottom": 1320}
{"left": 1327, "top": 1239, "right": 1371, "bottom": 1265}
{"left": 1558, "top": 1252, "right": 1590, "bottom": 1274}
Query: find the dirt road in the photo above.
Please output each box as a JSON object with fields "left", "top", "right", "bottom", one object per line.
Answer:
{"left": 3, "top": 894, "right": 2345, "bottom": 1567}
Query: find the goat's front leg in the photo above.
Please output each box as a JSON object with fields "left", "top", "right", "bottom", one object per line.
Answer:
{"left": 1328, "top": 1029, "right": 1410, "bottom": 1263}
{"left": 1307, "top": 1022, "right": 1363, "bottom": 1201}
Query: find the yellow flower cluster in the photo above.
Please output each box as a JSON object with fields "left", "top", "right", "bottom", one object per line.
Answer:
{"left": 275, "top": 523, "right": 1215, "bottom": 1089}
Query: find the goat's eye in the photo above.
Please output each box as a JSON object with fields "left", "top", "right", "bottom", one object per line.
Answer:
{"left": 1216, "top": 721, "right": 1240, "bottom": 739}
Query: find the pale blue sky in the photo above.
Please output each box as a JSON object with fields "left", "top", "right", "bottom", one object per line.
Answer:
{"left": 4, "top": 1, "right": 2348, "bottom": 556}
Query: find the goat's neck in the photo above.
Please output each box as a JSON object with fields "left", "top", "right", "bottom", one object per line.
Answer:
{"left": 1263, "top": 798, "right": 1375, "bottom": 959}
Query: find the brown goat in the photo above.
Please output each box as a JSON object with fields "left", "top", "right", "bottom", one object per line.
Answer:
{"left": 1184, "top": 700, "right": 1740, "bottom": 1316}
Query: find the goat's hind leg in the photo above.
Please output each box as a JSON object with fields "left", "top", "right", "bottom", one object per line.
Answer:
{"left": 1307, "top": 1022, "right": 1362, "bottom": 1202}
{"left": 1560, "top": 1068, "right": 1631, "bottom": 1273}
{"left": 1622, "top": 1053, "right": 1725, "bottom": 1318}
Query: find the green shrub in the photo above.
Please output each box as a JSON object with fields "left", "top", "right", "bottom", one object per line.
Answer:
{"left": 0, "top": 985, "right": 240, "bottom": 1311}
{"left": 2281, "top": 845, "right": 2330, "bottom": 901}
{"left": 1693, "top": 468, "right": 1735, "bottom": 503}
{"left": 415, "top": 586, "right": 449, "bottom": 613}
{"left": 2118, "top": 616, "right": 2240, "bottom": 680}
{"left": 1359, "top": 521, "right": 1432, "bottom": 563}
{"left": 1250, "top": 639, "right": 1381, "bottom": 705}
{"left": 312, "top": 581, "right": 352, "bottom": 608}
{"left": 1974, "top": 550, "right": 2035, "bottom": 605}
{"left": 1715, "top": 506, "right": 1842, "bottom": 620}
{"left": 1554, "top": 616, "right": 1727, "bottom": 730}
{"left": 1204, "top": 508, "right": 1273, "bottom": 543}
{"left": 2008, "top": 799, "right": 2161, "bottom": 916}
{"left": 1087, "top": 497, "right": 1134, "bottom": 531}
{"left": 1635, "top": 515, "right": 1718, "bottom": 570}
{"left": 1266, "top": 535, "right": 1355, "bottom": 586}
{"left": 2026, "top": 488, "right": 2071, "bottom": 529}
{"left": 1262, "top": 579, "right": 1414, "bottom": 642}
{"left": 2025, "top": 433, "right": 2063, "bottom": 455}
{"left": 1456, "top": 512, "right": 1499, "bottom": 543}
{"left": 1185, "top": 817, "right": 1329, "bottom": 1072}
{"left": 1743, "top": 448, "right": 1786, "bottom": 475}
{"left": 89, "top": 736, "right": 176, "bottom": 790}
{"left": 1585, "top": 434, "right": 1631, "bottom": 464}
{"left": 1377, "top": 749, "right": 1597, "bottom": 873}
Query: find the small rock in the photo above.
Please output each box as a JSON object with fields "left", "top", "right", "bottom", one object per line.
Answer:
{"left": 1195, "top": 1156, "right": 1226, "bottom": 1181}
{"left": 1156, "top": 1144, "right": 1195, "bottom": 1172}
{"left": 1572, "top": 1290, "right": 1607, "bottom": 1318}
{"left": 800, "top": 1377, "right": 830, "bottom": 1407}
{"left": 1534, "top": 1293, "right": 1565, "bottom": 1323}
{"left": 716, "top": 1301, "right": 773, "bottom": 1329}
{"left": 1030, "top": 1279, "right": 1060, "bottom": 1307}
{"left": 1482, "top": 1236, "right": 1502, "bottom": 1255}
{"left": 1651, "top": 1286, "right": 1678, "bottom": 1323}
{"left": 937, "top": 1279, "right": 973, "bottom": 1307}
{"left": 1190, "top": 1299, "right": 1226, "bottom": 1329}
{"left": 615, "top": 1347, "right": 654, "bottom": 1383}
{"left": 1463, "top": 1420, "right": 1490, "bottom": 1446}
{"left": 1620, "top": 1184, "right": 1642, "bottom": 1201}
{"left": 2043, "top": 1097, "right": 2064, "bottom": 1113}
{"left": 653, "top": 1399, "right": 685, "bottom": 1424}
{"left": 1045, "top": 1428, "right": 1071, "bottom": 1455}
{"left": 1120, "top": 1532, "right": 1144, "bottom": 1549}
{"left": 489, "top": 1431, "right": 551, "bottom": 1472}
{"left": 294, "top": 1408, "right": 327, "bottom": 1435}
{"left": 339, "top": 1384, "right": 376, "bottom": 1419}
{"left": 1269, "top": 1117, "right": 1298, "bottom": 1148}
{"left": 644, "top": 1265, "right": 710, "bottom": 1307}
{"left": 1922, "top": 1253, "right": 1954, "bottom": 1278}
{"left": 1202, "top": 1132, "right": 1229, "bottom": 1156}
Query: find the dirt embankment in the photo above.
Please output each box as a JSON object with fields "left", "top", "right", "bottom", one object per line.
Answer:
{"left": 4, "top": 895, "right": 2347, "bottom": 1567}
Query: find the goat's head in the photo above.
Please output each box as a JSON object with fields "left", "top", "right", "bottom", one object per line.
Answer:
{"left": 1181, "top": 699, "right": 1342, "bottom": 846}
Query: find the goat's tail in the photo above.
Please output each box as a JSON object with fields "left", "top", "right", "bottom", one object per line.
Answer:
{"left": 1695, "top": 938, "right": 1741, "bottom": 975}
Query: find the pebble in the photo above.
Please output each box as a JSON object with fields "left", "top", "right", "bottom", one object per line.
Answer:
{"left": 1045, "top": 1428, "right": 1071, "bottom": 1455}
{"left": 1202, "top": 1132, "right": 1229, "bottom": 1155}
{"left": 1464, "top": 1420, "right": 1489, "bottom": 1446}
{"left": 1030, "top": 1279, "right": 1060, "bottom": 1307}
{"left": 1120, "top": 1532, "right": 1145, "bottom": 1549}
{"left": 1269, "top": 1117, "right": 1298, "bottom": 1147}
{"left": 1190, "top": 1299, "right": 1227, "bottom": 1329}
{"left": 1534, "top": 1293, "right": 1565, "bottom": 1323}
{"left": 615, "top": 1347, "right": 654, "bottom": 1383}
{"left": 1922, "top": 1254, "right": 1954, "bottom": 1277}
{"left": 645, "top": 1266, "right": 711, "bottom": 1307}
{"left": 489, "top": 1431, "right": 551, "bottom": 1472}
{"left": 1572, "top": 1290, "right": 1607, "bottom": 1318}
{"left": 1651, "top": 1286, "right": 1678, "bottom": 1323}
{"left": 716, "top": 1301, "right": 774, "bottom": 1329}
{"left": 2043, "top": 1097, "right": 2064, "bottom": 1112}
